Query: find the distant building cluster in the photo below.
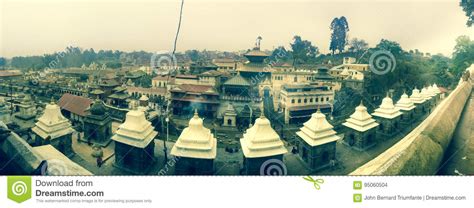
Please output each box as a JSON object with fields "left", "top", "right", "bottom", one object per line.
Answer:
{"left": 0, "top": 38, "right": 450, "bottom": 175}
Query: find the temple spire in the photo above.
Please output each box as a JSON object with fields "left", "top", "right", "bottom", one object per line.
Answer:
{"left": 194, "top": 108, "right": 198, "bottom": 117}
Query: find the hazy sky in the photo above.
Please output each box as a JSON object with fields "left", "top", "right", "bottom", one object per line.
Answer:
{"left": 1, "top": 0, "right": 473, "bottom": 58}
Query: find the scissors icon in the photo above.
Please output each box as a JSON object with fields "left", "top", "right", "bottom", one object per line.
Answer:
{"left": 303, "top": 176, "right": 324, "bottom": 190}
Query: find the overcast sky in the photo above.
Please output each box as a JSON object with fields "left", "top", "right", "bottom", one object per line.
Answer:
{"left": 1, "top": 0, "right": 473, "bottom": 58}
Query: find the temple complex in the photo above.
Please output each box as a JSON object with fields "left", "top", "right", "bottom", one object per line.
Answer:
{"left": 296, "top": 109, "right": 339, "bottom": 171}
{"left": 371, "top": 94, "right": 402, "bottom": 139}
{"left": 111, "top": 108, "right": 158, "bottom": 174}
{"left": 237, "top": 37, "right": 272, "bottom": 82}
{"left": 32, "top": 99, "right": 75, "bottom": 157}
{"left": 171, "top": 110, "right": 217, "bottom": 175}
{"left": 240, "top": 105, "right": 287, "bottom": 175}
{"left": 342, "top": 102, "right": 379, "bottom": 151}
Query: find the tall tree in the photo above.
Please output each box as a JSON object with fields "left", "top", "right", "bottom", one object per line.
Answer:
{"left": 348, "top": 38, "right": 368, "bottom": 54}
{"left": 460, "top": 0, "right": 474, "bottom": 26}
{"left": 329, "top": 16, "right": 350, "bottom": 54}
{"left": 290, "top": 35, "right": 318, "bottom": 66}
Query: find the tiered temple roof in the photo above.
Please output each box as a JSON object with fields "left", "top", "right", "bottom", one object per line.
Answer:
{"left": 432, "top": 83, "right": 441, "bottom": 94}
{"left": 427, "top": 85, "right": 438, "bottom": 96}
{"left": 409, "top": 88, "right": 425, "bottom": 104}
{"left": 372, "top": 95, "right": 403, "bottom": 119}
{"left": 224, "top": 103, "right": 237, "bottom": 116}
{"left": 32, "top": 100, "right": 75, "bottom": 140}
{"left": 240, "top": 108, "right": 287, "bottom": 158}
{"left": 296, "top": 109, "right": 340, "bottom": 146}
{"left": 111, "top": 109, "right": 157, "bottom": 148}
{"left": 342, "top": 102, "right": 379, "bottom": 132}
{"left": 420, "top": 87, "right": 432, "bottom": 100}
{"left": 395, "top": 92, "right": 416, "bottom": 111}
{"left": 171, "top": 110, "right": 217, "bottom": 159}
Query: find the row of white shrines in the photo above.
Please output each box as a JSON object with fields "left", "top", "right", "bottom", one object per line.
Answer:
{"left": 28, "top": 84, "right": 443, "bottom": 175}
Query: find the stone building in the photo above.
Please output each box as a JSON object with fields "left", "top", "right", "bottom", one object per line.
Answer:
{"left": 240, "top": 107, "right": 287, "bottom": 175}
{"left": 83, "top": 100, "right": 113, "bottom": 147}
{"left": 342, "top": 102, "right": 379, "bottom": 151}
{"left": 170, "top": 84, "right": 220, "bottom": 118}
{"left": 428, "top": 84, "right": 441, "bottom": 105}
{"left": 222, "top": 103, "right": 237, "bottom": 127}
{"left": 0, "top": 97, "right": 11, "bottom": 124}
{"left": 32, "top": 100, "right": 75, "bottom": 157}
{"left": 371, "top": 95, "right": 402, "bottom": 139}
{"left": 395, "top": 92, "right": 416, "bottom": 127}
{"left": 296, "top": 109, "right": 339, "bottom": 171}
{"left": 15, "top": 95, "right": 36, "bottom": 120}
{"left": 108, "top": 86, "right": 130, "bottom": 108}
{"left": 409, "top": 88, "right": 427, "bottom": 117}
{"left": 171, "top": 110, "right": 217, "bottom": 175}
{"left": 279, "top": 83, "right": 334, "bottom": 124}
{"left": 112, "top": 108, "right": 158, "bottom": 174}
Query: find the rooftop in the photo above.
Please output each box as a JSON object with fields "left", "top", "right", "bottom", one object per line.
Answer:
{"left": 111, "top": 109, "right": 158, "bottom": 148}
{"left": 171, "top": 111, "right": 217, "bottom": 159}
{"left": 371, "top": 95, "right": 403, "bottom": 119}
{"left": 32, "top": 101, "right": 75, "bottom": 140}
{"left": 240, "top": 112, "right": 287, "bottom": 158}
{"left": 296, "top": 109, "right": 340, "bottom": 146}
{"left": 58, "top": 93, "right": 93, "bottom": 117}
{"left": 342, "top": 102, "right": 379, "bottom": 132}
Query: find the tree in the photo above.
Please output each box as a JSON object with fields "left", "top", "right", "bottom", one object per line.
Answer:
{"left": 0, "top": 57, "right": 6, "bottom": 69}
{"left": 460, "top": 0, "right": 474, "bottom": 26}
{"left": 348, "top": 38, "right": 368, "bottom": 56}
{"left": 375, "top": 39, "right": 403, "bottom": 57}
{"left": 290, "top": 35, "right": 318, "bottom": 66}
{"left": 185, "top": 50, "right": 200, "bottom": 62}
{"left": 329, "top": 16, "right": 350, "bottom": 54}
{"left": 268, "top": 46, "right": 291, "bottom": 64}
{"left": 452, "top": 35, "right": 474, "bottom": 76}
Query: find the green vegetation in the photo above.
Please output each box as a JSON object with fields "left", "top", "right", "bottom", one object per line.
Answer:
{"left": 329, "top": 16, "right": 350, "bottom": 55}
{"left": 460, "top": 0, "right": 473, "bottom": 26}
